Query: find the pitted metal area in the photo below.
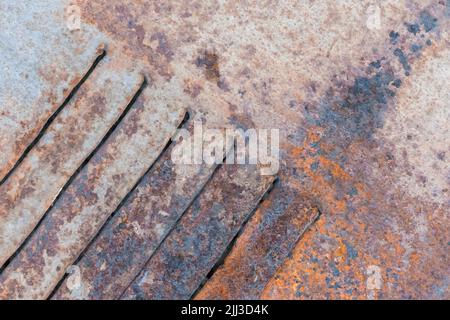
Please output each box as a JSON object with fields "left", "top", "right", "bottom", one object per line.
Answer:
{"left": 0, "top": 0, "right": 449, "bottom": 300}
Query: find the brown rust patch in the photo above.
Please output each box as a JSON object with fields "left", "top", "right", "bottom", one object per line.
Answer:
{"left": 195, "top": 51, "right": 221, "bottom": 85}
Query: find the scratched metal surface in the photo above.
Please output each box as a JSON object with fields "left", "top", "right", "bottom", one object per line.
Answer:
{"left": 0, "top": 0, "right": 449, "bottom": 300}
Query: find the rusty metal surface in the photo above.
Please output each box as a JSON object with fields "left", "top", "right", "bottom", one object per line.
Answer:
{"left": 262, "top": 41, "right": 450, "bottom": 300}
{"left": 0, "top": 87, "right": 185, "bottom": 299}
{"left": 0, "top": 0, "right": 449, "bottom": 300}
{"left": 195, "top": 186, "right": 320, "bottom": 300}
{"left": 0, "top": 0, "right": 106, "bottom": 182}
{"left": 121, "top": 164, "right": 274, "bottom": 300}
{"left": 0, "top": 56, "right": 143, "bottom": 268}
{"left": 53, "top": 127, "right": 221, "bottom": 300}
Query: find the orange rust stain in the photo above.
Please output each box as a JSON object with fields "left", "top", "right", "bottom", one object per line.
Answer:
{"left": 288, "top": 128, "right": 354, "bottom": 214}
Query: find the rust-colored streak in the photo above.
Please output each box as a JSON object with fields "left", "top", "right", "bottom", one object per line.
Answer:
{"left": 196, "top": 185, "right": 320, "bottom": 300}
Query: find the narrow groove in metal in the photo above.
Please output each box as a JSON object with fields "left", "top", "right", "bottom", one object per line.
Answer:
{"left": 118, "top": 152, "right": 233, "bottom": 299}
{"left": 0, "top": 49, "right": 107, "bottom": 186}
{"left": 257, "top": 205, "right": 322, "bottom": 297}
{"left": 0, "top": 76, "right": 147, "bottom": 276}
{"left": 190, "top": 176, "right": 280, "bottom": 300}
{"left": 47, "top": 111, "right": 191, "bottom": 299}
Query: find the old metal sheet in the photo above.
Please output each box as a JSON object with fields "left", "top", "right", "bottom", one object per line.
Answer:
{"left": 0, "top": 0, "right": 449, "bottom": 300}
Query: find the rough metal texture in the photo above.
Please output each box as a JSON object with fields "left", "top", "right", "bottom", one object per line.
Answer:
{"left": 0, "top": 0, "right": 105, "bottom": 181}
{"left": 53, "top": 126, "right": 221, "bottom": 300}
{"left": 196, "top": 186, "right": 321, "bottom": 300}
{"left": 122, "top": 164, "right": 275, "bottom": 300}
{"left": 0, "top": 56, "right": 143, "bottom": 268}
{"left": 0, "top": 0, "right": 449, "bottom": 300}
{"left": 0, "top": 82, "right": 185, "bottom": 299}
